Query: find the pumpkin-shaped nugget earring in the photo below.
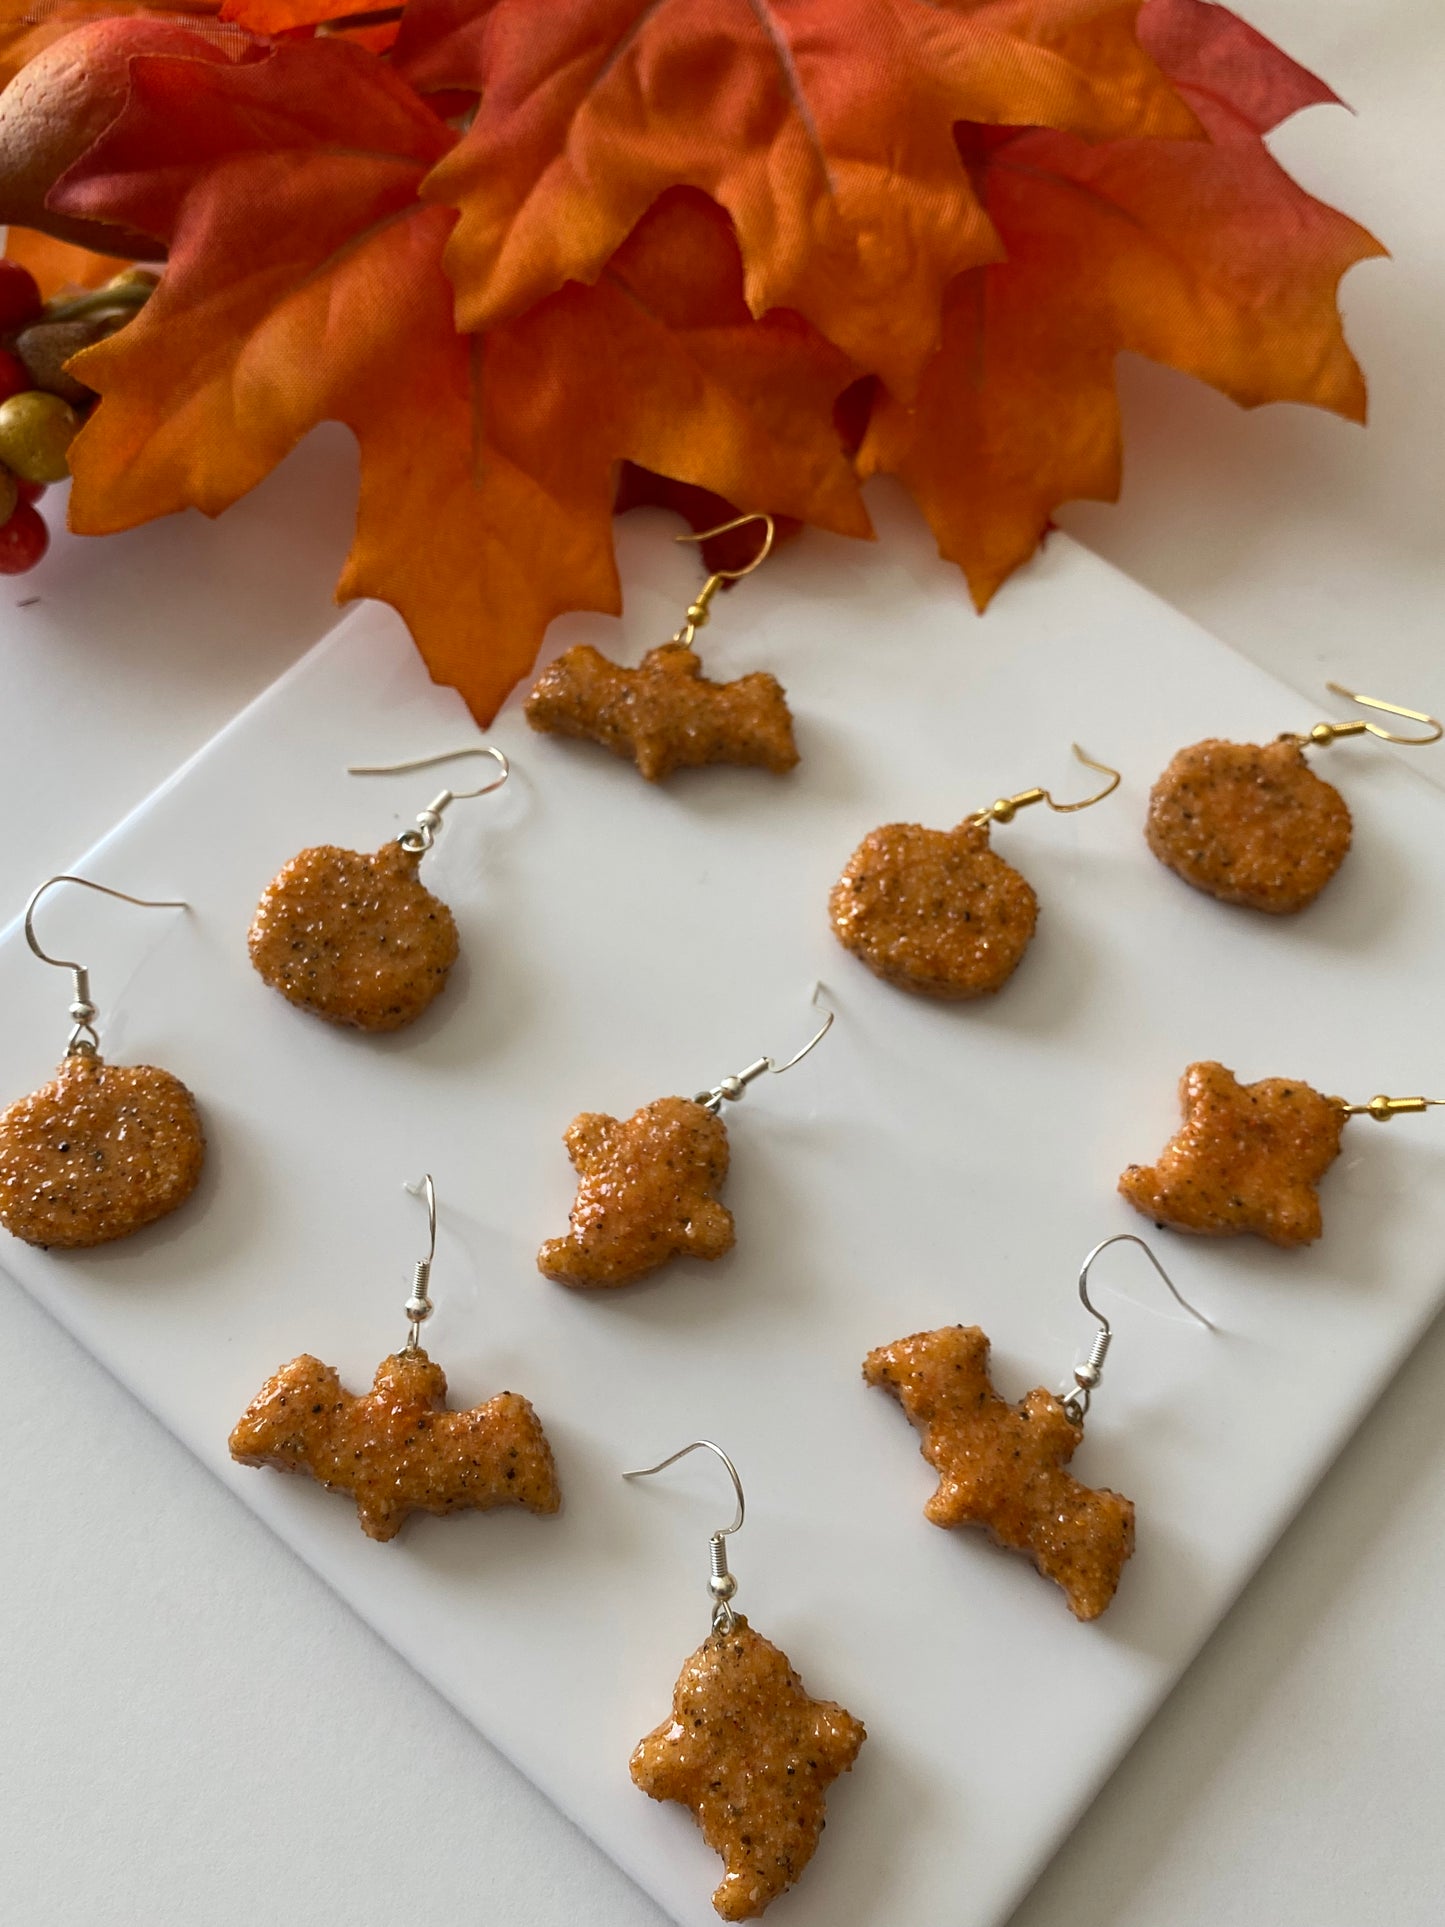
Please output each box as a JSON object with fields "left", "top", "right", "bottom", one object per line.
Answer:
{"left": 525, "top": 513, "right": 800, "bottom": 782}
{"left": 230, "top": 1175, "right": 561, "bottom": 1540}
{"left": 626, "top": 1441, "right": 866, "bottom": 1921}
{"left": 865, "top": 1236, "right": 1213, "bottom": 1621}
{"left": 1146, "top": 683, "right": 1441, "bottom": 914}
{"left": 830, "top": 744, "right": 1120, "bottom": 998}
{"left": 248, "top": 745, "right": 509, "bottom": 1032}
{"left": 0, "top": 876, "right": 204, "bottom": 1249}
{"left": 1119, "top": 1060, "right": 1444, "bottom": 1248}
{"left": 537, "top": 995, "right": 833, "bottom": 1289}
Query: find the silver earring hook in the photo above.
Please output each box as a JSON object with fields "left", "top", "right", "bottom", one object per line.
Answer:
{"left": 401, "top": 1174, "right": 438, "bottom": 1352}
{"left": 624, "top": 1439, "right": 746, "bottom": 1631}
{"left": 1060, "top": 1233, "right": 1214, "bottom": 1425}
{"left": 347, "top": 746, "right": 510, "bottom": 855}
{"left": 24, "top": 874, "right": 188, "bottom": 1056}
{"left": 694, "top": 982, "right": 835, "bottom": 1115}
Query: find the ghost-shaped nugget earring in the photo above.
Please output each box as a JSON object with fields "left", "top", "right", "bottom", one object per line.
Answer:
{"left": 1146, "top": 683, "right": 1441, "bottom": 914}
{"left": 865, "top": 1235, "right": 1213, "bottom": 1620}
{"left": 0, "top": 875, "right": 204, "bottom": 1249}
{"left": 248, "top": 745, "right": 509, "bottom": 1032}
{"left": 229, "top": 1175, "right": 561, "bottom": 1541}
{"left": 625, "top": 1441, "right": 865, "bottom": 1920}
{"left": 830, "top": 744, "right": 1120, "bottom": 998}
{"left": 537, "top": 992, "right": 833, "bottom": 1289}
{"left": 524, "top": 512, "right": 800, "bottom": 782}
{"left": 1119, "top": 1060, "right": 1445, "bottom": 1247}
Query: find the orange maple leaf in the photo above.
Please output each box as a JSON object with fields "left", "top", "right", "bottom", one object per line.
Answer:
{"left": 3, "top": 223, "right": 132, "bottom": 292}
{"left": 404, "top": 0, "right": 1200, "bottom": 393}
{"left": 54, "top": 40, "right": 867, "bottom": 719}
{"left": 0, "top": 1, "right": 235, "bottom": 86}
{"left": 859, "top": 0, "right": 1386, "bottom": 607}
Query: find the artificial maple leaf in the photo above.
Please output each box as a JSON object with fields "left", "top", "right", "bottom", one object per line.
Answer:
{"left": 404, "top": 0, "right": 1200, "bottom": 393}
{"left": 860, "top": 0, "right": 1386, "bottom": 607}
{"left": 0, "top": 1, "right": 235, "bottom": 87}
{"left": 3, "top": 224, "right": 132, "bottom": 294}
{"left": 54, "top": 42, "right": 867, "bottom": 720}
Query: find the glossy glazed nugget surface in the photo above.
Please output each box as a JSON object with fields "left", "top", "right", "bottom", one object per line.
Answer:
{"left": 228, "top": 1349, "right": 561, "bottom": 1541}
{"left": 1145, "top": 737, "right": 1352, "bottom": 913}
{"left": 631, "top": 1616, "right": 865, "bottom": 1920}
{"left": 864, "top": 1324, "right": 1134, "bottom": 1621}
{"left": 1119, "top": 1060, "right": 1347, "bottom": 1247}
{"left": 829, "top": 817, "right": 1038, "bottom": 997}
{"left": 525, "top": 641, "right": 798, "bottom": 781}
{"left": 0, "top": 1051, "right": 204, "bottom": 1248}
{"left": 248, "top": 840, "right": 459, "bottom": 1031}
{"left": 538, "top": 1094, "right": 734, "bottom": 1287}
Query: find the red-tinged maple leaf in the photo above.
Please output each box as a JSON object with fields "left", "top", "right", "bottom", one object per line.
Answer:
{"left": 859, "top": 0, "right": 1385, "bottom": 608}
{"left": 0, "top": 2, "right": 238, "bottom": 87}
{"left": 54, "top": 41, "right": 867, "bottom": 720}
{"left": 403, "top": 0, "right": 1200, "bottom": 395}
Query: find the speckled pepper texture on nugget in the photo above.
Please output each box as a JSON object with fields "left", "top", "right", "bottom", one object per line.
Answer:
{"left": 1145, "top": 737, "right": 1352, "bottom": 913}
{"left": 0, "top": 1051, "right": 204, "bottom": 1248}
{"left": 228, "top": 1349, "right": 561, "bottom": 1541}
{"left": 865, "top": 1325, "right": 1134, "bottom": 1621}
{"left": 830, "top": 817, "right": 1038, "bottom": 997}
{"left": 525, "top": 642, "right": 798, "bottom": 782}
{"left": 248, "top": 840, "right": 459, "bottom": 1031}
{"left": 538, "top": 1095, "right": 734, "bottom": 1287}
{"left": 1119, "top": 1060, "right": 1347, "bottom": 1247}
{"left": 631, "top": 1616, "right": 865, "bottom": 1920}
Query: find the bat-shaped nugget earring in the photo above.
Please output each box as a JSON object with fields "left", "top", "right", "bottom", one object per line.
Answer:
{"left": 865, "top": 1235, "right": 1213, "bottom": 1620}
{"left": 230, "top": 1175, "right": 560, "bottom": 1541}
{"left": 525, "top": 512, "right": 799, "bottom": 782}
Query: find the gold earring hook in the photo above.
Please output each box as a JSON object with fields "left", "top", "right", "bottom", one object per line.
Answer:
{"left": 24, "top": 873, "right": 188, "bottom": 1055}
{"left": 1060, "top": 1233, "right": 1214, "bottom": 1424}
{"left": 1294, "top": 683, "right": 1442, "bottom": 750}
{"left": 971, "top": 744, "right": 1122, "bottom": 828}
{"left": 624, "top": 1439, "right": 746, "bottom": 1631}
{"left": 1335, "top": 1094, "right": 1445, "bottom": 1121}
{"left": 670, "top": 512, "right": 776, "bottom": 647}
{"left": 346, "top": 745, "right": 510, "bottom": 853}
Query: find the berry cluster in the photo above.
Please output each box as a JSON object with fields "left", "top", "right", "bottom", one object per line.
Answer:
{"left": 0, "top": 258, "right": 155, "bottom": 575}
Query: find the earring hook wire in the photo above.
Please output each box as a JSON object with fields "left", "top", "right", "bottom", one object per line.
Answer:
{"left": 624, "top": 1439, "right": 746, "bottom": 1631}
{"left": 24, "top": 874, "right": 188, "bottom": 1054}
{"left": 971, "top": 744, "right": 1121, "bottom": 827}
{"left": 401, "top": 1173, "right": 438, "bottom": 1352}
{"left": 1061, "top": 1233, "right": 1213, "bottom": 1423}
{"left": 670, "top": 512, "right": 775, "bottom": 646}
{"left": 347, "top": 746, "right": 509, "bottom": 853}
{"left": 694, "top": 982, "right": 834, "bottom": 1113}
{"left": 1322, "top": 683, "right": 1442, "bottom": 747}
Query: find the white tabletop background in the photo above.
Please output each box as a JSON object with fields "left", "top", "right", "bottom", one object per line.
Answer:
{"left": 1, "top": 5, "right": 1440, "bottom": 1922}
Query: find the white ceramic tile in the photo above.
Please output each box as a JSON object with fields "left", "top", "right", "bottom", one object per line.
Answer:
{"left": 2, "top": 496, "right": 1442, "bottom": 1927}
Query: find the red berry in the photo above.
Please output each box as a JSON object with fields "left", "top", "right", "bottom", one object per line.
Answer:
{"left": 15, "top": 477, "right": 45, "bottom": 505}
{"left": 0, "top": 261, "right": 43, "bottom": 333}
{"left": 0, "top": 499, "right": 48, "bottom": 573}
{"left": 0, "top": 348, "right": 30, "bottom": 405}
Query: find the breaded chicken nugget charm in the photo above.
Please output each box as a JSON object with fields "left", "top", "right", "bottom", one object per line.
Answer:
{"left": 1145, "top": 683, "right": 1440, "bottom": 914}
{"left": 230, "top": 1177, "right": 560, "bottom": 1541}
{"left": 248, "top": 745, "right": 508, "bottom": 1033}
{"left": 625, "top": 1442, "right": 865, "bottom": 1920}
{"left": 1120, "top": 1062, "right": 1445, "bottom": 1248}
{"left": 866, "top": 1236, "right": 1212, "bottom": 1621}
{"left": 538, "top": 993, "right": 833, "bottom": 1290}
{"left": 830, "top": 744, "right": 1120, "bottom": 998}
{"left": 0, "top": 875, "right": 204, "bottom": 1250}
{"left": 526, "top": 513, "right": 799, "bottom": 782}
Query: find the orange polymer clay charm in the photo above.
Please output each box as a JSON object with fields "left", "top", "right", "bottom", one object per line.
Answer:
{"left": 248, "top": 745, "right": 508, "bottom": 1033}
{"left": 830, "top": 744, "right": 1119, "bottom": 998}
{"left": 525, "top": 512, "right": 799, "bottom": 782}
{"left": 1145, "top": 683, "right": 1440, "bottom": 914}
{"left": 1119, "top": 1061, "right": 1444, "bottom": 1248}
{"left": 866, "top": 1237, "right": 1212, "bottom": 1621}
{"left": 230, "top": 1177, "right": 561, "bottom": 1540}
{"left": 537, "top": 1002, "right": 833, "bottom": 1289}
{"left": 0, "top": 876, "right": 204, "bottom": 1250}
{"left": 625, "top": 1443, "right": 865, "bottom": 1920}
